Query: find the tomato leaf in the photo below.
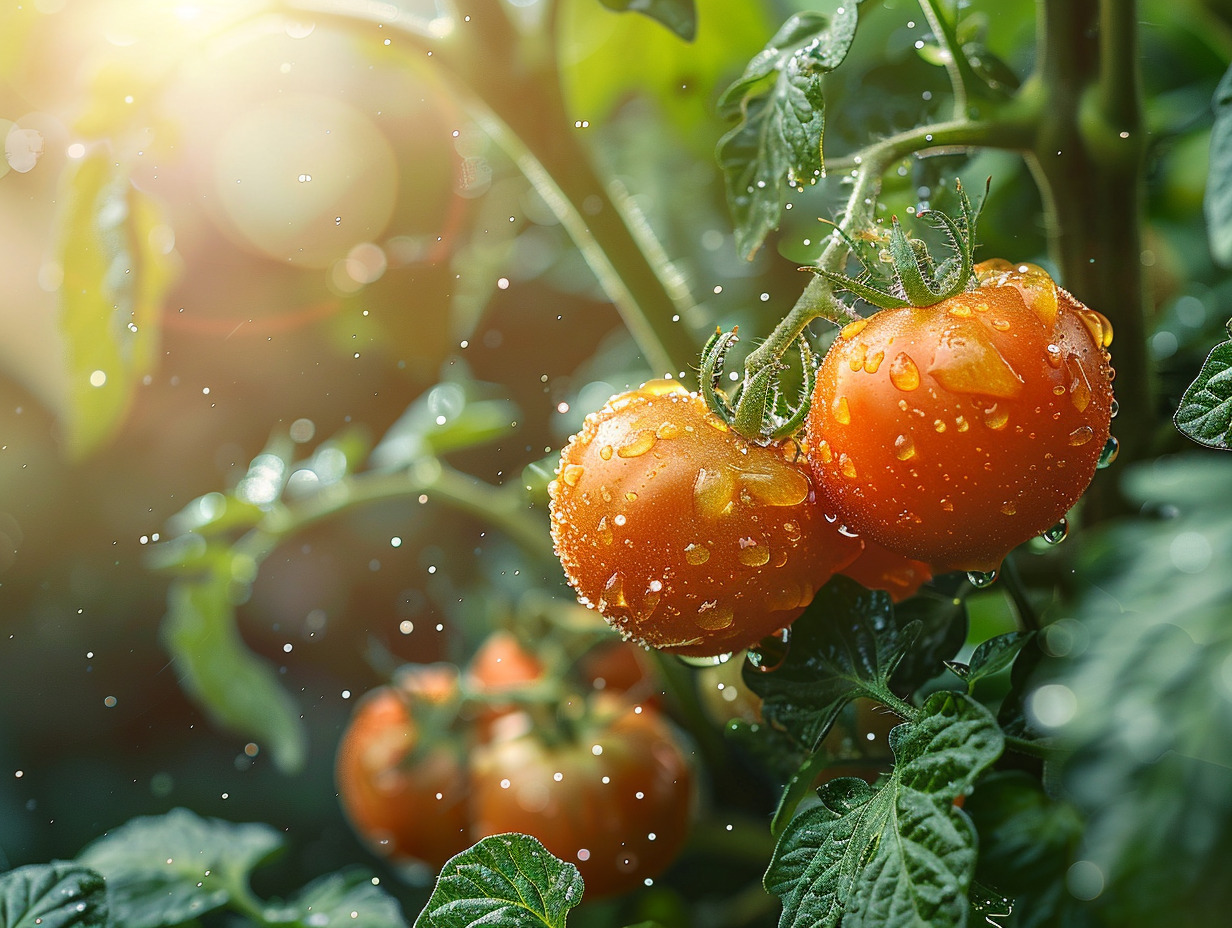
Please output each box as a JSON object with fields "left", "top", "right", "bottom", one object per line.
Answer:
{"left": 0, "top": 862, "right": 108, "bottom": 928}
{"left": 1205, "top": 64, "right": 1232, "bottom": 266}
{"left": 413, "top": 834, "right": 583, "bottom": 928}
{"left": 264, "top": 868, "right": 409, "bottom": 928}
{"left": 596, "top": 0, "right": 696, "bottom": 41}
{"left": 964, "top": 631, "right": 1034, "bottom": 690}
{"left": 716, "top": 6, "right": 863, "bottom": 259}
{"left": 57, "top": 149, "right": 175, "bottom": 459}
{"left": 766, "top": 692, "right": 1004, "bottom": 928}
{"left": 160, "top": 567, "right": 307, "bottom": 774}
{"left": 742, "top": 576, "right": 917, "bottom": 751}
{"left": 889, "top": 578, "right": 969, "bottom": 693}
{"left": 1173, "top": 333, "right": 1232, "bottom": 450}
{"left": 77, "top": 808, "right": 282, "bottom": 928}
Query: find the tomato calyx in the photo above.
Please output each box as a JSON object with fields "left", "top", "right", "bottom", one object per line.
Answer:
{"left": 700, "top": 325, "right": 815, "bottom": 441}
{"left": 811, "top": 179, "right": 986, "bottom": 311}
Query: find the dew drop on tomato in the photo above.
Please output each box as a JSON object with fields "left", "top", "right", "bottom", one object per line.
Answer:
{"left": 1040, "top": 518, "right": 1069, "bottom": 545}
{"left": 746, "top": 628, "right": 790, "bottom": 673}
{"left": 967, "top": 569, "right": 999, "bottom": 589}
{"left": 1097, "top": 436, "right": 1120, "bottom": 469}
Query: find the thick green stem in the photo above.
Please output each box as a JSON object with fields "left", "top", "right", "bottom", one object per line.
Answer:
{"left": 1029, "top": 0, "right": 1155, "bottom": 489}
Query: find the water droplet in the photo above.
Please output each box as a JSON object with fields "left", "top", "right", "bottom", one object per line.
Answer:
{"left": 562, "top": 463, "right": 584, "bottom": 487}
{"left": 933, "top": 419, "right": 947, "bottom": 433}
{"left": 955, "top": 415, "right": 969, "bottom": 432}
{"left": 625, "top": 491, "right": 638, "bottom": 502}
{"left": 740, "top": 468, "right": 810, "bottom": 506}
{"left": 601, "top": 573, "right": 628, "bottom": 609}
{"left": 888, "top": 352, "right": 921, "bottom": 391}
{"left": 599, "top": 444, "right": 613, "bottom": 460}
{"left": 746, "top": 628, "right": 791, "bottom": 672}
{"left": 840, "top": 318, "right": 868, "bottom": 339}
{"left": 617, "top": 429, "right": 657, "bottom": 458}
{"left": 1068, "top": 425, "right": 1094, "bottom": 446}
{"left": 1052, "top": 384, "right": 1066, "bottom": 396}
{"left": 967, "top": 569, "right": 999, "bottom": 589}
{"left": 991, "top": 319, "right": 1011, "bottom": 331}
{"left": 1045, "top": 344, "right": 1063, "bottom": 369}
{"left": 893, "top": 434, "right": 916, "bottom": 461}
{"left": 1109, "top": 399, "right": 1119, "bottom": 418}
{"left": 657, "top": 422, "right": 680, "bottom": 440}
{"left": 1097, "top": 435, "right": 1119, "bottom": 469}
{"left": 832, "top": 396, "right": 851, "bottom": 425}
{"left": 737, "top": 539, "right": 771, "bottom": 567}
{"left": 864, "top": 350, "right": 885, "bottom": 374}
{"left": 947, "top": 303, "right": 973, "bottom": 318}
{"left": 694, "top": 467, "right": 736, "bottom": 518}
{"left": 1000, "top": 502, "right": 1017, "bottom": 515}
{"left": 597, "top": 517, "right": 613, "bottom": 545}
{"left": 940, "top": 498, "right": 954, "bottom": 512}
{"left": 1041, "top": 518, "right": 1069, "bottom": 544}
{"left": 983, "top": 405, "right": 1009, "bottom": 430}
{"left": 839, "top": 454, "right": 858, "bottom": 479}
{"left": 684, "top": 543, "right": 710, "bottom": 566}
{"left": 848, "top": 343, "right": 868, "bottom": 372}
{"left": 695, "top": 602, "right": 734, "bottom": 631}
{"left": 815, "top": 439, "right": 834, "bottom": 464}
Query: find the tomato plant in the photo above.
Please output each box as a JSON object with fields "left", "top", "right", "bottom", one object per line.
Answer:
{"left": 808, "top": 258, "right": 1117, "bottom": 573}
{"left": 469, "top": 698, "right": 695, "bottom": 900}
{"left": 550, "top": 379, "right": 861, "bottom": 656}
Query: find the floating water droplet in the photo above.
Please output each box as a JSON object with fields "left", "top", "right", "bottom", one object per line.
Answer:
{"left": 1097, "top": 435, "right": 1119, "bottom": 469}
{"left": 746, "top": 628, "right": 791, "bottom": 673}
{"left": 1068, "top": 425, "right": 1094, "bottom": 446}
{"left": 1041, "top": 518, "right": 1069, "bottom": 545}
{"left": 832, "top": 395, "right": 851, "bottom": 425}
{"left": 888, "top": 352, "right": 920, "bottom": 391}
{"left": 967, "top": 569, "right": 999, "bottom": 589}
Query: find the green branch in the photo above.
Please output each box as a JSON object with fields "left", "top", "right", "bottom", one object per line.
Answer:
{"left": 916, "top": 0, "right": 979, "bottom": 119}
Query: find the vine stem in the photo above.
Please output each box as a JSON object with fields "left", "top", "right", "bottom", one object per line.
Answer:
{"left": 916, "top": 0, "right": 978, "bottom": 119}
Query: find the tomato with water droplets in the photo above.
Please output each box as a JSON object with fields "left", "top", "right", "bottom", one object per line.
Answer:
{"left": 469, "top": 698, "right": 695, "bottom": 899}
{"left": 808, "top": 260, "right": 1115, "bottom": 573}
{"left": 550, "top": 380, "right": 861, "bottom": 656}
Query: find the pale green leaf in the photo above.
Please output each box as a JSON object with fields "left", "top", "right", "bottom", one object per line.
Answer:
{"left": 0, "top": 862, "right": 108, "bottom": 928}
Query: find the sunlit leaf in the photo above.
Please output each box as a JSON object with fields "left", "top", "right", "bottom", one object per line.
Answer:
{"left": 716, "top": 5, "right": 863, "bottom": 258}
{"left": 1205, "top": 64, "right": 1232, "bottom": 266}
{"left": 1174, "top": 332, "right": 1232, "bottom": 450}
{"left": 596, "top": 0, "right": 696, "bottom": 41}
{"left": 57, "top": 149, "right": 176, "bottom": 458}
{"left": 413, "top": 834, "right": 583, "bottom": 928}
{"left": 265, "top": 868, "right": 408, "bottom": 928}
{"left": 0, "top": 862, "right": 107, "bottom": 928}
{"left": 160, "top": 568, "right": 307, "bottom": 773}
{"left": 742, "top": 576, "right": 917, "bottom": 751}
{"left": 766, "top": 691, "right": 1003, "bottom": 928}
{"left": 77, "top": 808, "right": 282, "bottom": 928}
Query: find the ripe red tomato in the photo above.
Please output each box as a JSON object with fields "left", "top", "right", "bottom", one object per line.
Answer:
{"left": 550, "top": 380, "right": 862, "bottom": 656}
{"left": 807, "top": 261, "right": 1115, "bottom": 573}
{"left": 335, "top": 667, "right": 471, "bottom": 870}
{"left": 469, "top": 700, "right": 695, "bottom": 899}
{"left": 838, "top": 537, "right": 932, "bottom": 602}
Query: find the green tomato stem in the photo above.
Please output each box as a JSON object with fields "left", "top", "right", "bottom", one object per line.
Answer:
{"left": 916, "top": 0, "right": 976, "bottom": 119}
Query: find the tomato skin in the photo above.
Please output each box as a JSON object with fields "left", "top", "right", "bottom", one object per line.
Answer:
{"left": 839, "top": 537, "right": 932, "bottom": 602}
{"left": 808, "top": 261, "right": 1115, "bottom": 573}
{"left": 469, "top": 701, "right": 695, "bottom": 899}
{"left": 550, "top": 381, "right": 861, "bottom": 656}
{"left": 335, "top": 670, "right": 471, "bottom": 869}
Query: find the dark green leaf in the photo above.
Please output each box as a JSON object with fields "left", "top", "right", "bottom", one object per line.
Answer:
{"left": 413, "top": 834, "right": 583, "bottom": 928}
{"left": 160, "top": 569, "right": 307, "bottom": 773}
{"left": 597, "top": 0, "right": 696, "bottom": 41}
{"left": 965, "top": 632, "right": 1034, "bottom": 690}
{"left": 265, "top": 868, "right": 408, "bottom": 928}
{"left": 1173, "top": 335, "right": 1232, "bottom": 450}
{"left": 766, "top": 692, "right": 1004, "bottom": 928}
{"left": 57, "top": 150, "right": 176, "bottom": 459}
{"left": 0, "top": 862, "right": 108, "bottom": 928}
{"left": 1205, "top": 64, "right": 1232, "bottom": 266}
{"left": 742, "top": 576, "right": 915, "bottom": 750}
{"left": 716, "top": 6, "right": 863, "bottom": 258}
{"left": 77, "top": 808, "right": 282, "bottom": 928}
{"left": 890, "top": 580, "right": 969, "bottom": 693}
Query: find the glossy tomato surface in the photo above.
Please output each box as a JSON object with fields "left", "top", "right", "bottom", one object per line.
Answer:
{"left": 469, "top": 701, "right": 695, "bottom": 899}
{"left": 838, "top": 536, "right": 933, "bottom": 602}
{"left": 335, "top": 669, "right": 470, "bottom": 870}
{"left": 550, "top": 380, "right": 861, "bottom": 656}
{"left": 808, "top": 261, "right": 1115, "bottom": 572}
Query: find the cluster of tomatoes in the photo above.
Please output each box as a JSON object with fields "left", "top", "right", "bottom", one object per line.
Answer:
{"left": 335, "top": 630, "right": 695, "bottom": 898}
{"left": 550, "top": 260, "right": 1116, "bottom": 657}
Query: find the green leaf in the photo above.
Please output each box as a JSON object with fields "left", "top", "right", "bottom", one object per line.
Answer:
{"left": 160, "top": 568, "right": 307, "bottom": 773}
{"left": 77, "top": 808, "right": 282, "bottom": 928}
{"left": 1173, "top": 334, "right": 1232, "bottom": 450}
{"left": 265, "top": 868, "right": 408, "bottom": 928}
{"left": 56, "top": 149, "right": 176, "bottom": 459}
{"left": 0, "top": 862, "right": 108, "bottom": 928}
{"left": 596, "top": 0, "right": 696, "bottom": 41}
{"left": 1205, "top": 64, "right": 1232, "bottom": 266}
{"left": 716, "top": 6, "right": 863, "bottom": 258}
{"left": 766, "top": 692, "right": 1004, "bottom": 928}
{"left": 890, "top": 580, "right": 969, "bottom": 693}
{"left": 413, "top": 834, "right": 583, "bottom": 928}
{"left": 964, "top": 632, "right": 1034, "bottom": 690}
{"left": 742, "top": 576, "right": 917, "bottom": 750}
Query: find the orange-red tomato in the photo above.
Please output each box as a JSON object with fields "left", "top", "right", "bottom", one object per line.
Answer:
{"left": 808, "top": 261, "right": 1115, "bottom": 573}
{"left": 550, "top": 380, "right": 861, "bottom": 656}
{"left": 469, "top": 700, "right": 695, "bottom": 899}
{"left": 839, "top": 537, "right": 933, "bottom": 601}
{"left": 335, "top": 667, "right": 470, "bottom": 869}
